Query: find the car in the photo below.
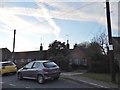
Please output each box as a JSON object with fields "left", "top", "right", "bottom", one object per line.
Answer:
{"left": 0, "top": 61, "right": 17, "bottom": 75}
{"left": 17, "top": 60, "right": 61, "bottom": 84}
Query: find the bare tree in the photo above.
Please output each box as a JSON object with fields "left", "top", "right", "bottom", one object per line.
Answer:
{"left": 91, "top": 32, "right": 109, "bottom": 55}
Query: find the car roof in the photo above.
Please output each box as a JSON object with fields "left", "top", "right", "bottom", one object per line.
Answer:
{"left": 0, "top": 61, "right": 13, "bottom": 64}
{"left": 32, "top": 60, "right": 51, "bottom": 63}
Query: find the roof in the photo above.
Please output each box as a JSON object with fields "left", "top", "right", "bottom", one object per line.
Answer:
{"left": 0, "top": 61, "right": 13, "bottom": 64}
{"left": 0, "top": 48, "right": 11, "bottom": 52}
{"left": 112, "top": 37, "right": 120, "bottom": 52}
{"left": 14, "top": 50, "right": 47, "bottom": 59}
{"left": 113, "top": 37, "right": 120, "bottom": 44}
{"left": 32, "top": 60, "right": 50, "bottom": 63}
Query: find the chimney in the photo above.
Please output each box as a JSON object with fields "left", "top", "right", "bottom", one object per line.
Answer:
{"left": 66, "top": 40, "right": 70, "bottom": 49}
{"left": 40, "top": 43, "right": 43, "bottom": 51}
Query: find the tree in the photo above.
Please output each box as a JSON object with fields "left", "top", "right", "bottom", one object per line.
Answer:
{"left": 78, "top": 42, "right": 110, "bottom": 73}
{"left": 91, "top": 32, "right": 109, "bottom": 55}
{"left": 78, "top": 42, "right": 102, "bottom": 58}
{"left": 47, "top": 40, "right": 70, "bottom": 71}
{"left": 48, "top": 40, "right": 66, "bottom": 50}
{"left": 48, "top": 40, "right": 66, "bottom": 56}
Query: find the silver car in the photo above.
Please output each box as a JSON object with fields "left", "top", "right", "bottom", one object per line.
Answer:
{"left": 17, "top": 60, "right": 61, "bottom": 84}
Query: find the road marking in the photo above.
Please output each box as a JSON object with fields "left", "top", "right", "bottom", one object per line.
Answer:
{"left": 79, "top": 79, "right": 109, "bottom": 88}
{"left": 25, "top": 87, "right": 30, "bottom": 88}
{"left": 9, "top": 84, "right": 16, "bottom": 87}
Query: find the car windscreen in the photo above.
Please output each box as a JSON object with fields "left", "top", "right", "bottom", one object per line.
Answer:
{"left": 43, "top": 62, "right": 57, "bottom": 68}
{"left": 2, "top": 62, "right": 15, "bottom": 66}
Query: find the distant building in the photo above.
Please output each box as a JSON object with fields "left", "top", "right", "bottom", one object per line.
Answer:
{"left": 0, "top": 48, "right": 12, "bottom": 61}
{"left": 0, "top": 43, "right": 89, "bottom": 69}
{"left": 14, "top": 50, "right": 47, "bottom": 62}
{"left": 67, "top": 46, "right": 88, "bottom": 66}
{"left": 112, "top": 37, "right": 120, "bottom": 70}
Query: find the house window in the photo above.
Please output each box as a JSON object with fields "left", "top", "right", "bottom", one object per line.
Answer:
{"left": 82, "top": 58, "right": 87, "bottom": 65}
{"left": 74, "top": 59, "right": 80, "bottom": 65}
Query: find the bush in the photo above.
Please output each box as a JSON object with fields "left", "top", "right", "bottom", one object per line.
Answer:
{"left": 88, "top": 55, "right": 110, "bottom": 73}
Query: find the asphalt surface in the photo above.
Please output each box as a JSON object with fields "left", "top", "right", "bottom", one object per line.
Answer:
{"left": 1, "top": 73, "right": 93, "bottom": 89}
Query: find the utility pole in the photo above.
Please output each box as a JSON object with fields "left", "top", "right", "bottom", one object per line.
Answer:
{"left": 12, "top": 29, "right": 16, "bottom": 63}
{"left": 106, "top": 0, "right": 116, "bottom": 83}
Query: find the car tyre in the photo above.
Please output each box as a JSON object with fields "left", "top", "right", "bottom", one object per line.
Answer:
{"left": 18, "top": 73, "right": 23, "bottom": 80}
{"left": 37, "top": 75, "right": 44, "bottom": 84}
{"left": 54, "top": 76, "right": 59, "bottom": 80}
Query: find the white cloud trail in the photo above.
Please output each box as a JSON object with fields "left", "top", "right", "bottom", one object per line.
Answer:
{"left": 35, "top": 0, "right": 60, "bottom": 38}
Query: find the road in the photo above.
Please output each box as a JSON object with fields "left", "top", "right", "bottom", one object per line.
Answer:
{"left": 1, "top": 73, "right": 93, "bottom": 89}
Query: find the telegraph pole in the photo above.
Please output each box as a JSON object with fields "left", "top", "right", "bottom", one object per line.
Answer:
{"left": 106, "top": 0, "right": 116, "bottom": 83}
{"left": 12, "top": 29, "right": 16, "bottom": 63}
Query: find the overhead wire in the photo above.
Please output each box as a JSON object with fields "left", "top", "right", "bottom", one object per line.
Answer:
{"left": 81, "top": 2, "right": 107, "bottom": 42}
{"left": 51, "top": 2, "right": 96, "bottom": 19}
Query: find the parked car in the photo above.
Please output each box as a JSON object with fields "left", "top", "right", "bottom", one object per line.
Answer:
{"left": 0, "top": 61, "right": 17, "bottom": 75}
{"left": 17, "top": 60, "right": 61, "bottom": 84}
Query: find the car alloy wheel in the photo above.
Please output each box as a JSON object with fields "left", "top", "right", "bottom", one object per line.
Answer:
{"left": 18, "top": 73, "right": 23, "bottom": 80}
{"left": 37, "top": 75, "right": 44, "bottom": 84}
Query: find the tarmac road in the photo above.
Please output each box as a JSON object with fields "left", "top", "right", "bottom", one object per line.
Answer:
{"left": 1, "top": 73, "right": 93, "bottom": 89}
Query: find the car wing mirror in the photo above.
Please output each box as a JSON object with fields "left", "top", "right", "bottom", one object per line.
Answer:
{"left": 23, "top": 67, "right": 28, "bottom": 69}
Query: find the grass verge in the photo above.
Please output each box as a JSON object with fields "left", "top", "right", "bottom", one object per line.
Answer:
{"left": 79, "top": 72, "right": 120, "bottom": 84}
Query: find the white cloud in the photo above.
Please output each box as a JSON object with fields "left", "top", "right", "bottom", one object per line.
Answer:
{"left": 15, "top": 35, "right": 37, "bottom": 51}
{"left": 36, "top": 1, "right": 61, "bottom": 38}
{"left": 48, "top": 2, "right": 118, "bottom": 31}
{"left": 0, "top": 7, "right": 60, "bottom": 36}
{"left": 2, "top": 0, "right": 120, "bottom": 2}
{"left": 0, "top": 2, "right": 118, "bottom": 33}
{"left": 0, "top": 6, "right": 60, "bottom": 51}
{"left": 0, "top": 1, "right": 119, "bottom": 51}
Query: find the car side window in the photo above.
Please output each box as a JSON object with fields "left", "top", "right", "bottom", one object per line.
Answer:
{"left": 24, "top": 62, "right": 34, "bottom": 69}
{"left": 0, "top": 63, "right": 2, "bottom": 68}
{"left": 32, "top": 62, "right": 40, "bottom": 68}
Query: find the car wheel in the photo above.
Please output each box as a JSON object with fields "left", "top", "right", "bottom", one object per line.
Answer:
{"left": 12, "top": 71, "right": 17, "bottom": 74}
{"left": 18, "top": 73, "right": 23, "bottom": 80}
{"left": 54, "top": 76, "right": 59, "bottom": 80}
{"left": 37, "top": 75, "right": 44, "bottom": 84}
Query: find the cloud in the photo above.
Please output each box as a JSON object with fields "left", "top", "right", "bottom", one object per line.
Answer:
{"left": 0, "top": 1, "right": 119, "bottom": 51}
{"left": 48, "top": 2, "right": 118, "bottom": 31}
{"left": 0, "top": 7, "right": 60, "bottom": 35}
{"left": 15, "top": 34, "right": 37, "bottom": 51}
{"left": 0, "top": 6, "right": 58, "bottom": 51}
{"left": 2, "top": 0, "right": 119, "bottom": 2}
{"left": 0, "top": 2, "right": 118, "bottom": 33}
{"left": 36, "top": 1, "right": 61, "bottom": 38}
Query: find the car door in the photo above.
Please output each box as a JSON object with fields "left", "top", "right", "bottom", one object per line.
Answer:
{"left": 29, "top": 62, "right": 41, "bottom": 79}
{"left": 21, "top": 62, "right": 34, "bottom": 78}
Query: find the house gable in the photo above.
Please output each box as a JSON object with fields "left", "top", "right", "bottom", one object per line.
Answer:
{"left": 69, "top": 47, "right": 88, "bottom": 66}
{"left": 0, "top": 48, "right": 12, "bottom": 61}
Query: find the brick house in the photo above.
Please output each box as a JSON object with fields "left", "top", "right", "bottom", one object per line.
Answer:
{"left": 0, "top": 47, "right": 89, "bottom": 69}
{"left": 14, "top": 50, "right": 47, "bottom": 68}
{"left": 112, "top": 37, "right": 120, "bottom": 70}
{"left": 68, "top": 47, "right": 88, "bottom": 66}
{"left": 0, "top": 48, "right": 12, "bottom": 61}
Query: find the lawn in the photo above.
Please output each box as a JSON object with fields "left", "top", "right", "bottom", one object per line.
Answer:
{"left": 80, "top": 72, "right": 120, "bottom": 84}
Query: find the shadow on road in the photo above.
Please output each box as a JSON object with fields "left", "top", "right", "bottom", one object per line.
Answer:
{"left": 2, "top": 73, "right": 16, "bottom": 77}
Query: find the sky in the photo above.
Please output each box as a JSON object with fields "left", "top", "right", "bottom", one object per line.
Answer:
{"left": 0, "top": 0, "right": 119, "bottom": 52}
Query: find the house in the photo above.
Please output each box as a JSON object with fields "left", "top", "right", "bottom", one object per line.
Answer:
{"left": 0, "top": 44, "right": 89, "bottom": 70}
{"left": 68, "top": 46, "right": 88, "bottom": 66}
{"left": 14, "top": 50, "right": 47, "bottom": 68}
{"left": 0, "top": 48, "right": 12, "bottom": 61}
{"left": 14, "top": 50, "right": 47, "bottom": 61}
{"left": 112, "top": 37, "right": 120, "bottom": 70}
